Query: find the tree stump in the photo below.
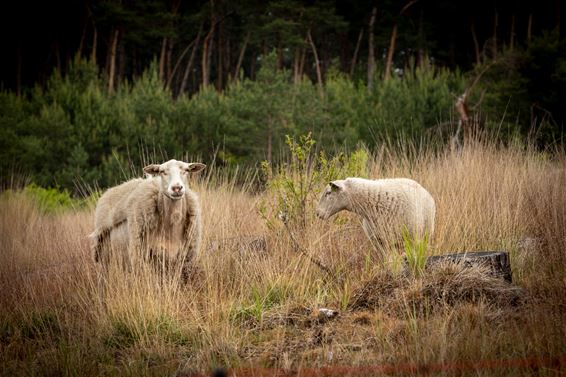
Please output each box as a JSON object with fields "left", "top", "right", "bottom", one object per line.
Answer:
{"left": 425, "top": 251, "right": 513, "bottom": 283}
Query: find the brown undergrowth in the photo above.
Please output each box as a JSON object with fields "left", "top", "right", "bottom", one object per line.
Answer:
{"left": 0, "top": 138, "right": 565, "bottom": 376}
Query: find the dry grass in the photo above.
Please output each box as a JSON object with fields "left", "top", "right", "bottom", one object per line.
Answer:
{"left": 1, "top": 138, "right": 565, "bottom": 376}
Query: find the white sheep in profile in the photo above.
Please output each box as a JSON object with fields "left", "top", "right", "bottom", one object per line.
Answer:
{"left": 90, "top": 159, "right": 206, "bottom": 274}
{"left": 316, "top": 177, "right": 435, "bottom": 251}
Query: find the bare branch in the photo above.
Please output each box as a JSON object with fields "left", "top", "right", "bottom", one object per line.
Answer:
{"left": 167, "top": 25, "right": 203, "bottom": 89}
{"left": 307, "top": 29, "right": 324, "bottom": 99}
{"left": 400, "top": 0, "right": 420, "bottom": 15}
{"left": 280, "top": 213, "right": 334, "bottom": 279}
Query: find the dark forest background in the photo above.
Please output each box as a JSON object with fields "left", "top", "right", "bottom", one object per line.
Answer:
{"left": 0, "top": 0, "right": 564, "bottom": 193}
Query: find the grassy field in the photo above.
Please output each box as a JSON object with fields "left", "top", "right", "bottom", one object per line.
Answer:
{"left": 1, "top": 138, "right": 565, "bottom": 376}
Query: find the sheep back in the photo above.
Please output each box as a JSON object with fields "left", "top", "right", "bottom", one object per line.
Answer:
{"left": 94, "top": 178, "right": 146, "bottom": 233}
{"left": 346, "top": 177, "right": 435, "bottom": 242}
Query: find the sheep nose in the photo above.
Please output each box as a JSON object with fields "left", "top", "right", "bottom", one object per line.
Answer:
{"left": 172, "top": 185, "right": 183, "bottom": 193}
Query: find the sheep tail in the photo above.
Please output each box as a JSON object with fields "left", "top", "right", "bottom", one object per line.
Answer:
{"left": 89, "top": 229, "right": 110, "bottom": 263}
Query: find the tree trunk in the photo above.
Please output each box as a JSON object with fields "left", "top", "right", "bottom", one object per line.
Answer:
{"left": 452, "top": 62, "right": 491, "bottom": 148}
{"left": 471, "top": 21, "right": 481, "bottom": 65}
{"left": 16, "top": 45, "right": 22, "bottom": 97}
{"left": 417, "top": 9, "right": 425, "bottom": 67}
{"left": 202, "top": 5, "right": 216, "bottom": 89}
{"left": 168, "top": 0, "right": 181, "bottom": 82}
{"left": 224, "top": 33, "right": 231, "bottom": 81}
{"left": 207, "top": 31, "right": 214, "bottom": 87}
{"left": 492, "top": 10, "right": 498, "bottom": 59}
{"left": 384, "top": 0, "right": 419, "bottom": 80}
{"left": 107, "top": 29, "right": 119, "bottom": 93}
{"left": 159, "top": 37, "right": 168, "bottom": 82}
{"left": 168, "top": 32, "right": 201, "bottom": 89}
{"left": 234, "top": 31, "right": 250, "bottom": 80}
{"left": 298, "top": 47, "right": 306, "bottom": 80}
{"left": 277, "top": 44, "right": 283, "bottom": 69}
{"left": 78, "top": 19, "right": 88, "bottom": 57}
{"left": 216, "top": 21, "right": 227, "bottom": 90}
{"left": 454, "top": 92, "right": 470, "bottom": 146}
{"left": 117, "top": 34, "right": 125, "bottom": 86}
{"left": 202, "top": 33, "right": 215, "bottom": 88}
{"left": 216, "top": 19, "right": 224, "bottom": 90}
{"left": 54, "top": 40, "right": 61, "bottom": 74}
{"left": 293, "top": 47, "right": 301, "bottom": 85}
{"left": 166, "top": 39, "right": 174, "bottom": 83}
{"left": 178, "top": 28, "right": 203, "bottom": 96}
{"left": 384, "top": 23, "right": 398, "bottom": 81}
{"left": 425, "top": 251, "right": 513, "bottom": 283}
{"left": 91, "top": 26, "right": 97, "bottom": 63}
{"left": 350, "top": 29, "right": 363, "bottom": 77}
{"left": 556, "top": 0, "right": 561, "bottom": 35}
{"left": 367, "top": 7, "right": 377, "bottom": 90}
{"left": 132, "top": 50, "right": 138, "bottom": 77}
{"left": 250, "top": 51, "right": 257, "bottom": 80}
{"left": 527, "top": 14, "right": 533, "bottom": 42}
{"left": 307, "top": 30, "right": 324, "bottom": 99}
{"left": 267, "top": 117, "right": 273, "bottom": 165}
{"left": 509, "top": 14, "right": 515, "bottom": 51}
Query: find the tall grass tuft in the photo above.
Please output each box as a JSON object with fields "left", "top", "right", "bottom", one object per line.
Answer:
{"left": 403, "top": 228, "right": 430, "bottom": 278}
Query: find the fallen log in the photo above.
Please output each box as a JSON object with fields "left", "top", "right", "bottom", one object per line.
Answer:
{"left": 425, "top": 251, "right": 513, "bottom": 283}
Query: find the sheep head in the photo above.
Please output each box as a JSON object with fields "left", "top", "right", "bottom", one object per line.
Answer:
{"left": 316, "top": 180, "right": 349, "bottom": 219}
{"left": 143, "top": 159, "right": 206, "bottom": 200}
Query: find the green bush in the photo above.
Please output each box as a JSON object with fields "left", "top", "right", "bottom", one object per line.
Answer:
{"left": 259, "top": 133, "right": 369, "bottom": 230}
{"left": 23, "top": 184, "right": 77, "bottom": 214}
{"left": 0, "top": 184, "right": 94, "bottom": 214}
{"left": 7, "top": 53, "right": 539, "bottom": 194}
{"left": 473, "top": 31, "right": 566, "bottom": 145}
{"left": 369, "top": 64, "right": 465, "bottom": 141}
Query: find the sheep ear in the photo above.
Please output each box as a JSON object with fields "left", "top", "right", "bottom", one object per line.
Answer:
{"left": 186, "top": 163, "right": 206, "bottom": 173}
{"left": 329, "top": 181, "right": 343, "bottom": 192}
{"left": 143, "top": 164, "right": 160, "bottom": 175}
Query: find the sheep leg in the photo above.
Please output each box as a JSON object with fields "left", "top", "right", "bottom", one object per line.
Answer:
{"left": 177, "top": 213, "right": 201, "bottom": 282}
{"left": 185, "top": 207, "right": 202, "bottom": 253}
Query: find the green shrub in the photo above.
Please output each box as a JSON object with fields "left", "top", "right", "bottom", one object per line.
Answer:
{"left": 10, "top": 53, "right": 550, "bottom": 194}
{"left": 259, "top": 133, "right": 369, "bottom": 229}
{"left": 23, "top": 184, "right": 76, "bottom": 214}
{"left": 2, "top": 184, "right": 96, "bottom": 214}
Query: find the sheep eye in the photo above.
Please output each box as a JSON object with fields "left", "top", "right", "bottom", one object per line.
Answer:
{"left": 160, "top": 171, "right": 167, "bottom": 176}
